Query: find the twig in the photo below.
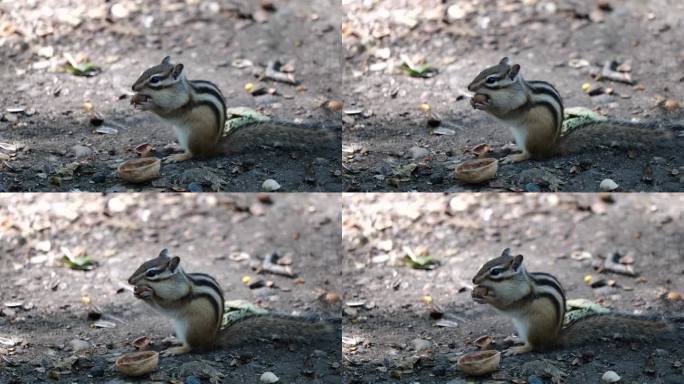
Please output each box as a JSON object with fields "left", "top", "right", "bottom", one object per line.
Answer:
{"left": 261, "top": 252, "right": 297, "bottom": 278}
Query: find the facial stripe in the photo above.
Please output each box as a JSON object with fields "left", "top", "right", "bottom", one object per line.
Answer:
{"left": 483, "top": 79, "right": 515, "bottom": 90}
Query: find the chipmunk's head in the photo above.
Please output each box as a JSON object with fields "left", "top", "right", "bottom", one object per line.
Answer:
{"left": 131, "top": 56, "right": 188, "bottom": 111}
{"left": 471, "top": 248, "right": 525, "bottom": 305}
{"left": 128, "top": 248, "right": 182, "bottom": 286}
{"left": 467, "top": 57, "right": 527, "bottom": 115}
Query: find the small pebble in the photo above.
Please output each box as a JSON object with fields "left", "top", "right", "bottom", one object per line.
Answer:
{"left": 525, "top": 183, "right": 541, "bottom": 192}
{"left": 91, "top": 172, "right": 107, "bottom": 184}
{"left": 602, "top": 370, "right": 621, "bottom": 383}
{"left": 528, "top": 375, "right": 544, "bottom": 384}
{"left": 260, "top": 372, "right": 279, "bottom": 383}
{"left": 89, "top": 364, "right": 105, "bottom": 377}
{"left": 599, "top": 178, "right": 619, "bottom": 191}
{"left": 261, "top": 179, "right": 281, "bottom": 192}
{"left": 185, "top": 376, "right": 202, "bottom": 384}
{"left": 187, "top": 182, "right": 203, "bottom": 192}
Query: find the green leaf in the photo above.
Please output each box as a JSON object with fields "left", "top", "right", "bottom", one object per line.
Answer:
{"left": 562, "top": 106, "right": 608, "bottom": 135}
{"left": 62, "top": 256, "right": 96, "bottom": 270}
{"left": 64, "top": 62, "right": 101, "bottom": 77}
{"left": 221, "top": 299, "right": 268, "bottom": 328}
{"left": 404, "top": 254, "right": 436, "bottom": 269}
{"left": 563, "top": 298, "right": 610, "bottom": 326}
{"left": 224, "top": 107, "right": 273, "bottom": 135}
{"left": 401, "top": 64, "right": 437, "bottom": 78}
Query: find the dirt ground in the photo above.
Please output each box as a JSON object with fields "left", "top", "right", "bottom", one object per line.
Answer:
{"left": 0, "top": 0, "right": 342, "bottom": 192}
{"left": 0, "top": 193, "right": 341, "bottom": 383}
{"left": 342, "top": 193, "right": 684, "bottom": 383}
{"left": 342, "top": 0, "right": 684, "bottom": 192}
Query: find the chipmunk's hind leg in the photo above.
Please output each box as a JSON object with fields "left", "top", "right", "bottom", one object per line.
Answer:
{"left": 504, "top": 342, "right": 533, "bottom": 356}
{"left": 501, "top": 150, "right": 531, "bottom": 164}
{"left": 164, "top": 151, "right": 194, "bottom": 163}
{"left": 161, "top": 343, "right": 192, "bottom": 356}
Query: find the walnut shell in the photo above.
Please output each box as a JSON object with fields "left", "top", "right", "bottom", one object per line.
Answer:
{"left": 471, "top": 285, "right": 489, "bottom": 299}
{"left": 472, "top": 94, "right": 489, "bottom": 104}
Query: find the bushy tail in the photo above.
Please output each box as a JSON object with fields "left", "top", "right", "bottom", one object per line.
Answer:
{"left": 218, "top": 312, "right": 341, "bottom": 347}
{"left": 558, "top": 312, "right": 677, "bottom": 347}
{"left": 560, "top": 107, "right": 684, "bottom": 140}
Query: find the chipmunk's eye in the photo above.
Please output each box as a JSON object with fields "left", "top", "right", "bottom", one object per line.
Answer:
{"left": 149, "top": 76, "right": 161, "bottom": 84}
{"left": 490, "top": 267, "right": 503, "bottom": 276}
{"left": 146, "top": 269, "right": 159, "bottom": 277}
{"left": 485, "top": 77, "right": 497, "bottom": 84}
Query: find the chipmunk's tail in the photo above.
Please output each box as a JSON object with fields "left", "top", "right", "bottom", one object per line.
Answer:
{"left": 218, "top": 312, "right": 341, "bottom": 347}
{"left": 559, "top": 107, "right": 684, "bottom": 141}
{"left": 558, "top": 312, "right": 678, "bottom": 348}
{"left": 222, "top": 116, "right": 340, "bottom": 152}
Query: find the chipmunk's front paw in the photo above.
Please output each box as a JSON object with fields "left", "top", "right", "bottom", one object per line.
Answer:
{"left": 161, "top": 344, "right": 191, "bottom": 356}
{"left": 501, "top": 152, "right": 531, "bottom": 164}
{"left": 163, "top": 152, "right": 193, "bottom": 164}
{"left": 133, "top": 285, "right": 154, "bottom": 300}
{"left": 503, "top": 343, "right": 533, "bottom": 356}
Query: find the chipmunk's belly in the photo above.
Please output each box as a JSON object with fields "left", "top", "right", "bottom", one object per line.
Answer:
{"left": 166, "top": 117, "right": 192, "bottom": 151}
{"left": 171, "top": 317, "right": 189, "bottom": 343}
{"left": 496, "top": 116, "right": 528, "bottom": 150}
{"left": 508, "top": 311, "right": 530, "bottom": 342}
{"left": 507, "top": 121, "right": 528, "bottom": 151}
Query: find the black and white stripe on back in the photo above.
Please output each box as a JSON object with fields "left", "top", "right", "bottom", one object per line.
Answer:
{"left": 189, "top": 80, "right": 226, "bottom": 128}
{"left": 188, "top": 272, "right": 224, "bottom": 327}
{"left": 529, "top": 271, "right": 565, "bottom": 325}
{"left": 527, "top": 81, "right": 564, "bottom": 130}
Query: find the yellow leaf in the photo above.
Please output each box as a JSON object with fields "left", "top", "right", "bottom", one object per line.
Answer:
{"left": 242, "top": 275, "right": 251, "bottom": 284}
{"left": 582, "top": 83, "right": 591, "bottom": 92}
{"left": 80, "top": 296, "right": 91, "bottom": 305}
{"left": 83, "top": 102, "right": 93, "bottom": 111}
{"left": 419, "top": 103, "right": 431, "bottom": 113}
{"left": 244, "top": 83, "right": 254, "bottom": 93}
{"left": 583, "top": 275, "right": 593, "bottom": 283}
{"left": 421, "top": 295, "right": 433, "bottom": 304}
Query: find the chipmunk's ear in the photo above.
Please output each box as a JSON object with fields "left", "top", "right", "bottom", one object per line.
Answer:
{"left": 508, "top": 64, "right": 521, "bottom": 80}
{"left": 499, "top": 57, "right": 511, "bottom": 66}
{"left": 511, "top": 254, "right": 524, "bottom": 270}
{"left": 172, "top": 63, "right": 184, "bottom": 79}
{"left": 501, "top": 248, "right": 511, "bottom": 258}
{"left": 162, "top": 56, "right": 171, "bottom": 65}
{"left": 168, "top": 256, "right": 181, "bottom": 272}
{"left": 159, "top": 248, "right": 170, "bottom": 259}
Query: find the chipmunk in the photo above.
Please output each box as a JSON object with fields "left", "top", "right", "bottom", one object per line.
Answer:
{"left": 131, "top": 57, "right": 338, "bottom": 163}
{"left": 128, "top": 249, "right": 338, "bottom": 356}
{"left": 471, "top": 248, "right": 676, "bottom": 355}
{"left": 467, "top": 57, "right": 683, "bottom": 163}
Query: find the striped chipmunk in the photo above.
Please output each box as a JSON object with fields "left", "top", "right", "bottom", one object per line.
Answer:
{"left": 467, "top": 57, "right": 683, "bottom": 163}
{"left": 471, "top": 248, "right": 677, "bottom": 356}
{"left": 128, "top": 249, "right": 338, "bottom": 356}
{"left": 131, "top": 56, "right": 337, "bottom": 163}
